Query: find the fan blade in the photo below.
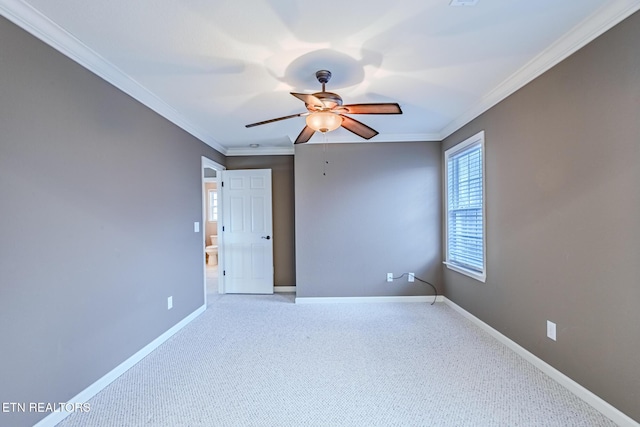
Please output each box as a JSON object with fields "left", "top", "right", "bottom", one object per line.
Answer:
{"left": 340, "top": 115, "right": 379, "bottom": 140}
{"left": 245, "top": 112, "right": 307, "bottom": 128}
{"left": 340, "top": 103, "right": 402, "bottom": 114}
{"left": 294, "top": 126, "right": 315, "bottom": 144}
{"left": 291, "top": 92, "right": 325, "bottom": 108}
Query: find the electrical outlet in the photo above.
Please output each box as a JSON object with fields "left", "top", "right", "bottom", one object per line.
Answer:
{"left": 168, "top": 296, "right": 173, "bottom": 310}
{"left": 408, "top": 273, "right": 415, "bottom": 282}
{"left": 194, "top": 222, "right": 200, "bottom": 232}
{"left": 387, "top": 273, "right": 393, "bottom": 282}
{"left": 547, "top": 320, "right": 556, "bottom": 341}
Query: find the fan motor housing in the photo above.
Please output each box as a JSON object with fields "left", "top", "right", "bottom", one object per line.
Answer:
{"left": 308, "top": 92, "right": 343, "bottom": 110}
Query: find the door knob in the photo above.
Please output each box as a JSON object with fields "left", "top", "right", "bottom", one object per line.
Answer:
{"left": 261, "top": 236, "right": 271, "bottom": 240}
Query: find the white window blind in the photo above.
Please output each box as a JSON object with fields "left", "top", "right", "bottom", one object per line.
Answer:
{"left": 445, "top": 131, "right": 485, "bottom": 281}
{"left": 208, "top": 189, "right": 218, "bottom": 222}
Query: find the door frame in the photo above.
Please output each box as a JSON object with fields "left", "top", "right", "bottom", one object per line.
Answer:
{"left": 202, "top": 157, "right": 226, "bottom": 301}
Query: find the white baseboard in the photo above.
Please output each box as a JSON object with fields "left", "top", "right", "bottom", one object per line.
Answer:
{"left": 295, "top": 295, "right": 443, "bottom": 304}
{"left": 34, "top": 305, "right": 207, "bottom": 427}
{"left": 274, "top": 286, "right": 296, "bottom": 293}
{"left": 443, "top": 297, "right": 639, "bottom": 427}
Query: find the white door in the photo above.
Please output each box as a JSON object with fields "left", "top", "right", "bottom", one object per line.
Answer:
{"left": 221, "top": 169, "right": 274, "bottom": 294}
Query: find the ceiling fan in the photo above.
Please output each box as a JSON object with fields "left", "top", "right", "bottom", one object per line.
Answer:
{"left": 245, "top": 70, "right": 402, "bottom": 144}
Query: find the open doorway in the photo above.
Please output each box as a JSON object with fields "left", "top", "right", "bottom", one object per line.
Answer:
{"left": 202, "top": 157, "right": 225, "bottom": 305}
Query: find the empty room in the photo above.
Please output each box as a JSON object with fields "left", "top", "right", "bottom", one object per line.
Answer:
{"left": 1, "top": 1, "right": 639, "bottom": 426}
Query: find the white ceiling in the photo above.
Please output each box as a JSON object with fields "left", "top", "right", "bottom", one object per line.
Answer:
{"left": 1, "top": 0, "right": 639, "bottom": 155}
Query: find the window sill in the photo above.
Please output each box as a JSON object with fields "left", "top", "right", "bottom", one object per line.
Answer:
{"left": 443, "top": 262, "right": 486, "bottom": 283}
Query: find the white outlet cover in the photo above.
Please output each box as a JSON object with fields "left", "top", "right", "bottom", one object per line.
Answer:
{"left": 168, "top": 296, "right": 173, "bottom": 310}
{"left": 547, "top": 320, "right": 556, "bottom": 341}
{"left": 194, "top": 222, "right": 200, "bottom": 232}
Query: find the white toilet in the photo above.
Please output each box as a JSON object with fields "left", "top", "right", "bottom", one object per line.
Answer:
{"left": 205, "top": 235, "right": 218, "bottom": 266}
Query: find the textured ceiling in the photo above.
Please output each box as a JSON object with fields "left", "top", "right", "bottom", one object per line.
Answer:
{"left": 1, "top": 0, "right": 639, "bottom": 154}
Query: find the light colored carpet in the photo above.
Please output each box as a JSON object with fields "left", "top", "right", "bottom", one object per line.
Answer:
{"left": 57, "top": 295, "right": 615, "bottom": 427}
{"left": 206, "top": 265, "right": 218, "bottom": 297}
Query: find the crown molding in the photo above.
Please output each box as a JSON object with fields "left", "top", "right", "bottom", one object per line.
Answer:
{"left": 375, "top": 133, "right": 441, "bottom": 143}
{"left": 0, "top": 0, "right": 229, "bottom": 155}
{"left": 226, "top": 146, "right": 295, "bottom": 156}
{"left": 302, "top": 132, "right": 441, "bottom": 145}
{"left": 226, "top": 132, "right": 440, "bottom": 156}
{"left": 439, "top": 0, "right": 640, "bottom": 140}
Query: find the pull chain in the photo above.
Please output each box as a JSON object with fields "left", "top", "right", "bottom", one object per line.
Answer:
{"left": 322, "top": 142, "right": 329, "bottom": 176}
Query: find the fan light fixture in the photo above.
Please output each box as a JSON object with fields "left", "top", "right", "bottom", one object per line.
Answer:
{"left": 305, "top": 111, "right": 342, "bottom": 133}
{"left": 245, "top": 70, "right": 402, "bottom": 144}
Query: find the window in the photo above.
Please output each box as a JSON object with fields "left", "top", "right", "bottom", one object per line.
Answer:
{"left": 444, "top": 131, "right": 486, "bottom": 282}
{"left": 208, "top": 189, "right": 218, "bottom": 222}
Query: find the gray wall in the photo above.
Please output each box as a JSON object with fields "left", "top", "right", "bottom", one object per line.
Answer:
{"left": 442, "top": 11, "right": 640, "bottom": 422}
{"left": 226, "top": 155, "right": 296, "bottom": 286}
{"left": 0, "top": 16, "right": 225, "bottom": 427}
{"left": 295, "top": 142, "right": 441, "bottom": 298}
